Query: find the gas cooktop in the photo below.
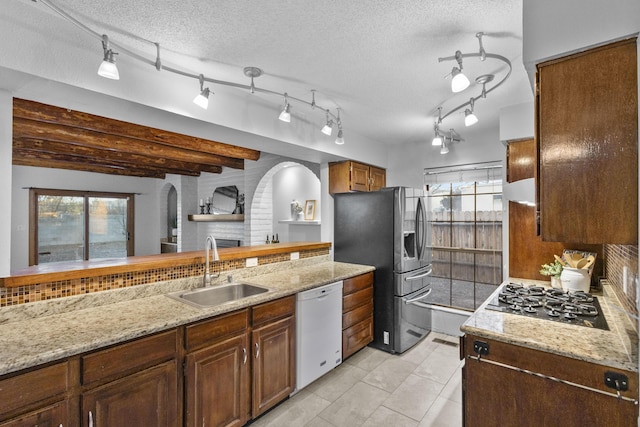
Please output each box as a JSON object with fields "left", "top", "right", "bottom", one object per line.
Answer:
{"left": 485, "top": 283, "right": 609, "bottom": 330}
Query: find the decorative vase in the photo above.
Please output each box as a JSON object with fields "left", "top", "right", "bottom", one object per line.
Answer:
{"left": 560, "top": 267, "right": 590, "bottom": 292}
{"left": 550, "top": 276, "right": 562, "bottom": 289}
{"left": 290, "top": 200, "right": 298, "bottom": 220}
{"left": 296, "top": 211, "right": 303, "bottom": 221}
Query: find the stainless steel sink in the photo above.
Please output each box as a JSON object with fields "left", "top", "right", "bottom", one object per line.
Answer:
{"left": 167, "top": 283, "right": 269, "bottom": 308}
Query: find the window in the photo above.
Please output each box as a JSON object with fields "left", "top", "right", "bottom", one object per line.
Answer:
{"left": 29, "top": 189, "right": 134, "bottom": 265}
{"left": 424, "top": 163, "right": 503, "bottom": 311}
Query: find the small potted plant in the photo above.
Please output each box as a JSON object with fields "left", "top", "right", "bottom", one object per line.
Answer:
{"left": 540, "top": 259, "right": 563, "bottom": 288}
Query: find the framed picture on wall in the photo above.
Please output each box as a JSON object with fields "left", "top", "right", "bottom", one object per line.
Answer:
{"left": 304, "top": 200, "right": 316, "bottom": 220}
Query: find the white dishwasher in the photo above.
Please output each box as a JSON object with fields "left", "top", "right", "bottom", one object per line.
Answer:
{"left": 295, "top": 280, "right": 343, "bottom": 391}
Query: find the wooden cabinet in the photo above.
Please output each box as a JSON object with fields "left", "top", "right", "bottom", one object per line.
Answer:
{"left": 536, "top": 38, "right": 638, "bottom": 244}
{"left": 251, "top": 296, "right": 296, "bottom": 417}
{"left": 461, "top": 334, "right": 639, "bottom": 426}
{"left": 82, "top": 361, "right": 178, "bottom": 427}
{"left": 184, "top": 297, "right": 295, "bottom": 425}
{"left": 0, "top": 362, "right": 72, "bottom": 426}
{"left": 506, "top": 138, "right": 535, "bottom": 183}
{"left": 184, "top": 310, "right": 250, "bottom": 427}
{"left": 341, "top": 272, "right": 374, "bottom": 359}
{"left": 329, "top": 161, "right": 386, "bottom": 194}
{"left": 81, "top": 330, "right": 179, "bottom": 427}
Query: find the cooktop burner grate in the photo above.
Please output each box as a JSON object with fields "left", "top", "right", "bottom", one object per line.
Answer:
{"left": 485, "top": 283, "right": 609, "bottom": 330}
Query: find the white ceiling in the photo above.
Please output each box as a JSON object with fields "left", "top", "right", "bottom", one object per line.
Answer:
{"left": 8, "top": 0, "right": 533, "bottom": 158}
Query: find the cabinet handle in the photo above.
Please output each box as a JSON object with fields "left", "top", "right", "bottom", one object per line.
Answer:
{"left": 89, "top": 410, "right": 94, "bottom": 427}
{"left": 255, "top": 342, "right": 260, "bottom": 359}
{"left": 243, "top": 347, "right": 247, "bottom": 364}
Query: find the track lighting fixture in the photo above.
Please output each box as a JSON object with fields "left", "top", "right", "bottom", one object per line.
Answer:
{"left": 450, "top": 51, "right": 470, "bottom": 93}
{"left": 279, "top": 93, "right": 291, "bottom": 123}
{"left": 193, "top": 74, "right": 211, "bottom": 109}
{"left": 97, "top": 35, "right": 119, "bottom": 80}
{"left": 433, "top": 32, "right": 512, "bottom": 154}
{"left": 464, "top": 98, "right": 478, "bottom": 127}
{"left": 38, "top": 0, "right": 346, "bottom": 146}
{"left": 321, "top": 110, "right": 334, "bottom": 136}
{"left": 334, "top": 109, "right": 344, "bottom": 144}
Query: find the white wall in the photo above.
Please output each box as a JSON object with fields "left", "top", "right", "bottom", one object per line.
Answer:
{"left": 273, "top": 165, "right": 321, "bottom": 243}
{"left": 11, "top": 166, "right": 160, "bottom": 271}
{"left": 0, "top": 90, "right": 12, "bottom": 276}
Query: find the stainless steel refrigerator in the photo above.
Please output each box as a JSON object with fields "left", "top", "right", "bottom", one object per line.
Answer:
{"left": 334, "top": 187, "right": 432, "bottom": 354}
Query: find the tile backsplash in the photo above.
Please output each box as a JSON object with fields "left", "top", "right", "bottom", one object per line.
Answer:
{"left": 0, "top": 248, "right": 329, "bottom": 307}
{"left": 604, "top": 244, "right": 638, "bottom": 318}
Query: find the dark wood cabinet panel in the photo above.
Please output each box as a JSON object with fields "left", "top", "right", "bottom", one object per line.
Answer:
{"left": 462, "top": 334, "right": 638, "bottom": 426}
{"left": 82, "top": 360, "right": 178, "bottom": 427}
{"left": 342, "top": 317, "right": 373, "bottom": 359}
{"left": 506, "top": 138, "right": 535, "bottom": 183}
{"left": 536, "top": 38, "right": 638, "bottom": 244}
{"left": 329, "top": 161, "right": 386, "bottom": 194}
{"left": 0, "top": 400, "right": 69, "bottom": 427}
{"left": 82, "top": 330, "right": 177, "bottom": 387}
{"left": 185, "top": 334, "right": 249, "bottom": 427}
{"left": 341, "top": 272, "right": 374, "bottom": 359}
{"left": 251, "top": 315, "right": 296, "bottom": 417}
{"left": 185, "top": 309, "right": 249, "bottom": 352}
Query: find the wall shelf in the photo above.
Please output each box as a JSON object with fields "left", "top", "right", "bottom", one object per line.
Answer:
{"left": 278, "top": 220, "right": 321, "bottom": 226}
{"left": 188, "top": 214, "right": 245, "bottom": 222}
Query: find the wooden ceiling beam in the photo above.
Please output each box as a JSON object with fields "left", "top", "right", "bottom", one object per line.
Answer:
{"left": 13, "top": 157, "right": 166, "bottom": 178}
{"left": 14, "top": 117, "right": 245, "bottom": 170}
{"left": 13, "top": 98, "right": 261, "bottom": 161}
{"left": 12, "top": 147, "right": 202, "bottom": 177}
{"left": 13, "top": 138, "right": 222, "bottom": 175}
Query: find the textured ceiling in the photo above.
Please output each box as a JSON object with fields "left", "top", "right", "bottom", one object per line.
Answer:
{"left": 26, "top": 0, "right": 532, "bottom": 151}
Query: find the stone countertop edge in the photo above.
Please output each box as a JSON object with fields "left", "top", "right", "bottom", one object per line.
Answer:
{"left": 0, "top": 260, "right": 375, "bottom": 377}
{"left": 460, "top": 278, "right": 639, "bottom": 373}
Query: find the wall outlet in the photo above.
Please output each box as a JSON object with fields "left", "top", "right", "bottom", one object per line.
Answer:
{"left": 290, "top": 252, "right": 300, "bottom": 260}
{"left": 246, "top": 257, "right": 258, "bottom": 267}
{"left": 383, "top": 331, "right": 390, "bottom": 345}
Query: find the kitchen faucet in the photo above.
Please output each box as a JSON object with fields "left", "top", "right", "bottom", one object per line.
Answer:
{"left": 203, "top": 235, "right": 220, "bottom": 287}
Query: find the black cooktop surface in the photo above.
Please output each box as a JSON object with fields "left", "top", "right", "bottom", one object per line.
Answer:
{"left": 485, "top": 283, "right": 609, "bottom": 330}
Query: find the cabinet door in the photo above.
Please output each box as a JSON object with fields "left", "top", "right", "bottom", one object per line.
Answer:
{"left": 537, "top": 38, "right": 638, "bottom": 244}
{"left": 82, "top": 360, "right": 178, "bottom": 427}
{"left": 185, "top": 334, "right": 250, "bottom": 427}
{"left": 369, "top": 166, "right": 386, "bottom": 191}
{"left": 350, "top": 162, "right": 370, "bottom": 192}
{"left": 506, "top": 139, "right": 535, "bottom": 183}
{"left": 0, "top": 400, "right": 68, "bottom": 427}
{"left": 251, "top": 316, "right": 295, "bottom": 417}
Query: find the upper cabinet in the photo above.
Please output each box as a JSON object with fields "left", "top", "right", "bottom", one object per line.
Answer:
{"left": 329, "top": 161, "right": 386, "bottom": 194}
{"left": 535, "top": 38, "right": 638, "bottom": 244}
{"left": 506, "top": 139, "right": 535, "bottom": 183}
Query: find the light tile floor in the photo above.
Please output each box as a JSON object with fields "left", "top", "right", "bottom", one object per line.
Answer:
{"left": 250, "top": 332, "right": 463, "bottom": 427}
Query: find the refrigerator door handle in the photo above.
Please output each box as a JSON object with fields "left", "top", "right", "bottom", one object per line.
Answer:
{"left": 404, "top": 288, "right": 432, "bottom": 304}
{"left": 415, "top": 197, "right": 427, "bottom": 260}
{"left": 404, "top": 268, "right": 433, "bottom": 281}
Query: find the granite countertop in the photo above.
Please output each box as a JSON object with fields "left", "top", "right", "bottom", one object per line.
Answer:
{"left": 0, "top": 258, "right": 374, "bottom": 376}
{"left": 461, "top": 278, "right": 639, "bottom": 372}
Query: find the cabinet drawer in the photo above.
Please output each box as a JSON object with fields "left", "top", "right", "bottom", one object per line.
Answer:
{"left": 342, "top": 317, "right": 373, "bottom": 359}
{"left": 0, "top": 362, "right": 69, "bottom": 418}
{"left": 82, "top": 330, "right": 177, "bottom": 386}
{"left": 343, "top": 286, "right": 373, "bottom": 312}
{"left": 186, "top": 309, "right": 249, "bottom": 352}
{"left": 342, "top": 301, "right": 373, "bottom": 329}
{"left": 343, "top": 272, "right": 374, "bottom": 295}
{"left": 252, "top": 296, "right": 295, "bottom": 327}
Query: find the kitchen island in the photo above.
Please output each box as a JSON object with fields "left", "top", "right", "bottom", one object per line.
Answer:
{"left": 461, "top": 279, "right": 638, "bottom": 426}
{"left": 0, "top": 257, "right": 374, "bottom": 427}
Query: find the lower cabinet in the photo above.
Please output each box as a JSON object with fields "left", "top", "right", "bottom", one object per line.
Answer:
{"left": 462, "top": 334, "right": 639, "bottom": 427}
{"left": 184, "top": 296, "right": 296, "bottom": 427}
{"left": 82, "top": 361, "right": 178, "bottom": 427}
{"left": 251, "top": 296, "right": 296, "bottom": 418}
{"left": 0, "top": 400, "right": 70, "bottom": 427}
{"left": 342, "top": 272, "right": 374, "bottom": 359}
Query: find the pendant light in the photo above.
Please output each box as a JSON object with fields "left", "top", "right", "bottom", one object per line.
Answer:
{"left": 321, "top": 109, "right": 334, "bottom": 135}
{"left": 450, "top": 51, "right": 469, "bottom": 93}
{"left": 97, "top": 35, "right": 119, "bottom": 80}
{"left": 464, "top": 98, "right": 478, "bottom": 127}
{"left": 279, "top": 93, "right": 291, "bottom": 122}
{"left": 193, "top": 74, "right": 211, "bottom": 109}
